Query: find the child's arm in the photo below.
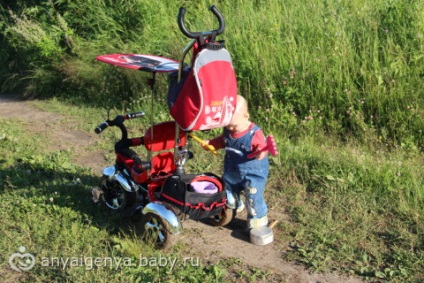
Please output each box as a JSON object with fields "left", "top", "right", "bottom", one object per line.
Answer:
{"left": 250, "top": 129, "right": 268, "bottom": 160}
{"left": 204, "top": 135, "right": 225, "bottom": 150}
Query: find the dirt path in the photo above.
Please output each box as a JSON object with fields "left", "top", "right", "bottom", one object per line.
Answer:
{"left": 0, "top": 94, "right": 363, "bottom": 283}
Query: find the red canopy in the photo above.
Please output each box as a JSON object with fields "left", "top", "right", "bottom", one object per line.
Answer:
{"left": 96, "top": 54, "right": 179, "bottom": 73}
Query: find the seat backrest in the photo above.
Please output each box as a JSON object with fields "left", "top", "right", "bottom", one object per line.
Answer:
{"left": 143, "top": 121, "right": 186, "bottom": 152}
{"left": 131, "top": 151, "right": 176, "bottom": 183}
{"left": 167, "top": 44, "right": 237, "bottom": 131}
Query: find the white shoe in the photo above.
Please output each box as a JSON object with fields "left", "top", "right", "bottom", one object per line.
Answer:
{"left": 247, "top": 215, "right": 269, "bottom": 229}
{"left": 236, "top": 200, "right": 245, "bottom": 213}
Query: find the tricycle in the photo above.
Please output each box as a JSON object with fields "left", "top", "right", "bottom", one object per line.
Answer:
{"left": 91, "top": 5, "right": 239, "bottom": 249}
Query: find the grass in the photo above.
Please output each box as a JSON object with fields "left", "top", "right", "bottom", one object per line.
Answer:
{"left": 276, "top": 135, "right": 423, "bottom": 281}
{"left": 1, "top": 0, "right": 423, "bottom": 148}
{"left": 0, "top": 0, "right": 423, "bottom": 281}
{"left": 0, "top": 98, "right": 423, "bottom": 282}
{"left": 0, "top": 110, "right": 227, "bottom": 283}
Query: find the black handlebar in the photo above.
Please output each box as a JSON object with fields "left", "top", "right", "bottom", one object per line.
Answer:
{"left": 94, "top": 111, "right": 145, "bottom": 134}
{"left": 127, "top": 111, "right": 145, "bottom": 119}
{"left": 177, "top": 5, "right": 225, "bottom": 39}
{"left": 94, "top": 122, "right": 108, "bottom": 134}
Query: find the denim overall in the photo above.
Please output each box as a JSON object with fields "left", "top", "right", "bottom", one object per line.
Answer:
{"left": 222, "top": 124, "right": 269, "bottom": 222}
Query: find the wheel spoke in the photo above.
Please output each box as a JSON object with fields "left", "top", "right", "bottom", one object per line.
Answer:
{"left": 158, "top": 231, "right": 165, "bottom": 243}
{"left": 139, "top": 213, "right": 176, "bottom": 249}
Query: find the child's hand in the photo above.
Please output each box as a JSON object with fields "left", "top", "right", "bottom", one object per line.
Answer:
{"left": 201, "top": 140, "right": 211, "bottom": 150}
{"left": 254, "top": 150, "right": 268, "bottom": 160}
{"left": 188, "top": 133, "right": 218, "bottom": 155}
{"left": 202, "top": 141, "right": 216, "bottom": 152}
{"left": 201, "top": 141, "right": 218, "bottom": 155}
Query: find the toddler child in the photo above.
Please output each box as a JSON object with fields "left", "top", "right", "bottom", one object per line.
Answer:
{"left": 203, "top": 95, "right": 269, "bottom": 230}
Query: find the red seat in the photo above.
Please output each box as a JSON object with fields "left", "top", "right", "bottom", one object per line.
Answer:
{"left": 143, "top": 121, "right": 186, "bottom": 152}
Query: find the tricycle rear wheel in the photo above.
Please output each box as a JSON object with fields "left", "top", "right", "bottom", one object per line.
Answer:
{"left": 209, "top": 207, "right": 236, "bottom": 227}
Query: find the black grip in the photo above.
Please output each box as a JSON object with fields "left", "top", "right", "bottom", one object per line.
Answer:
{"left": 127, "top": 111, "right": 145, "bottom": 119}
{"left": 94, "top": 122, "right": 108, "bottom": 134}
{"left": 177, "top": 5, "right": 225, "bottom": 39}
{"left": 209, "top": 5, "right": 225, "bottom": 35}
{"left": 178, "top": 7, "right": 200, "bottom": 38}
{"left": 133, "top": 157, "right": 151, "bottom": 173}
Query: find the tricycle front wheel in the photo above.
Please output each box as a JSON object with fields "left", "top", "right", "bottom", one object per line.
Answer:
{"left": 99, "top": 176, "right": 136, "bottom": 211}
{"left": 138, "top": 212, "right": 177, "bottom": 250}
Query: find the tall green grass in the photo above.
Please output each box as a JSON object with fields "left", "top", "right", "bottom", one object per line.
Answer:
{"left": 224, "top": 0, "right": 424, "bottom": 148}
{"left": 0, "top": 0, "right": 423, "bottom": 148}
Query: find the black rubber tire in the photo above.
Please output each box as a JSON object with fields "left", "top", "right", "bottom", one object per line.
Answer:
{"left": 209, "top": 208, "right": 236, "bottom": 227}
{"left": 99, "top": 176, "right": 136, "bottom": 211}
{"left": 138, "top": 212, "right": 177, "bottom": 250}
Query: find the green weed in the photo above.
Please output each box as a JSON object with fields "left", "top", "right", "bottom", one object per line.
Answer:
{"left": 1, "top": 0, "right": 423, "bottom": 148}
{"left": 0, "top": 114, "right": 228, "bottom": 282}
{"left": 0, "top": 0, "right": 423, "bottom": 282}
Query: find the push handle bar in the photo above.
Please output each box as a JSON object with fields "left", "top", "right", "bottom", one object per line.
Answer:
{"left": 94, "top": 111, "right": 145, "bottom": 134}
{"left": 177, "top": 5, "right": 225, "bottom": 39}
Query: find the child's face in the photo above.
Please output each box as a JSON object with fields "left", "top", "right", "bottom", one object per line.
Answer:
{"left": 226, "top": 109, "right": 249, "bottom": 133}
